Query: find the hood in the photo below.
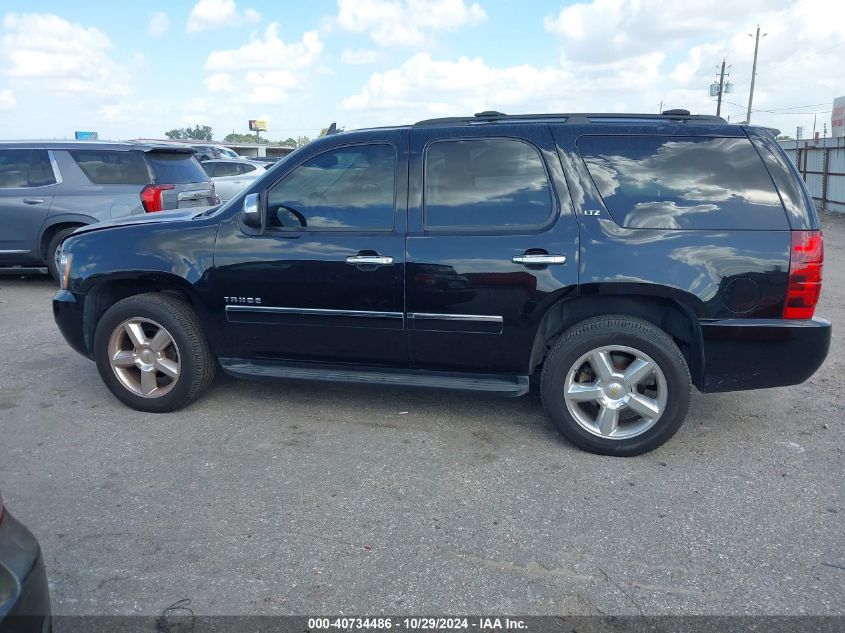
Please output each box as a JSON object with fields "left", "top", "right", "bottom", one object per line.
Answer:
{"left": 70, "top": 207, "right": 215, "bottom": 237}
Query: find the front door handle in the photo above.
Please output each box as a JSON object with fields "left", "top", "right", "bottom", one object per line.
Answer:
{"left": 346, "top": 255, "right": 394, "bottom": 266}
{"left": 23, "top": 198, "right": 45, "bottom": 205}
{"left": 512, "top": 253, "right": 567, "bottom": 265}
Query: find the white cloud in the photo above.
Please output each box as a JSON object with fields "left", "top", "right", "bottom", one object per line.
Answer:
{"left": 544, "top": 0, "right": 792, "bottom": 62}
{"left": 344, "top": 0, "right": 845, "bottom": 136}
{"left": 1, "top": 12, "right": 129, "bottom": 97}
{"left": 187, "top": 0, "right": 260, "bottom": 33}
{"left": 205, "top": 72, "right": 234, "bottom": 92}
{"left": 342, "top": 51, "right": 663, "bottom": 120}
{"left": 336, "top": 0, "right": 486, "bottom": 47}
{"left": 148, "top": 11, "right": 170, "bottom": 37}
{"left": 341, "top": 48, "right": 381, "bottom": 65}
{"left": 204, "top": 24, "right": 323, "bottom": 103}
{"left": 0, "top": 89, "right": 16, "bottom": 110}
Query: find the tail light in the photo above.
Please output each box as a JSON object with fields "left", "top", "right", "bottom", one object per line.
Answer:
{"left": 784, "top": 230, "right": 824, "bottom": 319}
{"left": 141, "top": 184, "right": 175, "bottom": 213}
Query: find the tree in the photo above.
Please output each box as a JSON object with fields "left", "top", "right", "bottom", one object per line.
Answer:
{"left": 776, "top": 134, "right": 794, "bottom": 141}
{"left": 295, "top": 135, "right": 311, "bottom": 147}
{"left": 165, "top": 125, "right": 213, "bottom": 141}
{"left": 281, "top": 137, "right": 298, "bottom": 148}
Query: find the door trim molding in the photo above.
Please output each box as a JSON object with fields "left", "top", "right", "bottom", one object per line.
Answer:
{"left": 225, "top": 305, "right": 403, "bottom": 319}
{"left": 408, "top": 312, "right": 503, "bottom": 323}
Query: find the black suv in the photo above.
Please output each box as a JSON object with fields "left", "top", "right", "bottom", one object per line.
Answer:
{"left": 52, "top": 111, "right": 831, "bottom": 456}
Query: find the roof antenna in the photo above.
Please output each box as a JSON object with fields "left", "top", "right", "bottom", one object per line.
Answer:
{"left": 326, "top": 122, "right": 337, "bottom": 135}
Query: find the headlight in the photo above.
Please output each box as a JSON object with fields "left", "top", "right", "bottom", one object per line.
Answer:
{"left": 59, "top": 251, "right": 72, "bottom": 290}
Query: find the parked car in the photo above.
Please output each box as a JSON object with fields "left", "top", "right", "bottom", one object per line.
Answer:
{"left": 0, "top": 141, "right": 215, "bottom": 279}
{"left": 249, "top": 156, "right": 282, "bottom": 166}
{"left": 52, "top": 111, "right": 830, "bottom": 456}
{"left": 201, "top": 158, "right": 269, "bottom": 203}
{"left": 0, "top": 491, "right": 50, "bottom": 633}
{"left": 190, "top": 144, "right": 238, "bottom": 161}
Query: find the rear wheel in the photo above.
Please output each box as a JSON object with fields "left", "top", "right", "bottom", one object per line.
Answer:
{"left": 93, "top": 293, "right": 216, "bottom": 412}
{"left": 540, "top": 315, "right": 691, "bottom": 456}
{"left": 46, "top": 227, "right": 78, "bottom": 282}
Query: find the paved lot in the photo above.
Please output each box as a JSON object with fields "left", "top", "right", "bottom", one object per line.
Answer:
{"left": 1, "top": 216, "right": 843, "bottom": 619}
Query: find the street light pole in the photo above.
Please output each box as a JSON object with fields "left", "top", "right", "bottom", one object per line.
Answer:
{"left": 746, "top": 25, "right": 767, "bottom": 124}
{"left": 716, "top": 59, "right": 726, "bottom": 117}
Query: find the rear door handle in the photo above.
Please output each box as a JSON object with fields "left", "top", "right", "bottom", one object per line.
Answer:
{"left": 23, "top": 198, "right": 45, "bottom": 205}
{"left": 512, "top": 254, "right": 567, "bottom": 265}
{"left": 346, "top": 255, "right": 394, "bottom": 266}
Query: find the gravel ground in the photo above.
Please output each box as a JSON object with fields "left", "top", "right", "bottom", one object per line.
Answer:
{"left": 0, "top": 215, "right": 843, "bottom": 619}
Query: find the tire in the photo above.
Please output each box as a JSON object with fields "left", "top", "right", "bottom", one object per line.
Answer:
{"left": 46, "top": 227, "right": 78, "bottom": 282}
{"left": 93, "top": 293, "right": 216, "bottom": 413}
{"left": 540, "top": 315, "right": 691, "bottom": 456}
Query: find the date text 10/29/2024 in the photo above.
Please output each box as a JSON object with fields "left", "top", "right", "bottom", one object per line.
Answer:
{"left": 307, "top": 617, "right": 528, "bottom": 630}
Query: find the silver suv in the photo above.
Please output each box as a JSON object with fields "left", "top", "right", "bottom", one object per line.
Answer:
{"left": 0, "top": 142, "right": 215, "bottom": 279}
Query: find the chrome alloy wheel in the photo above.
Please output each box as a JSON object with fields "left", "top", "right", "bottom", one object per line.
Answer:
{"left": 107, "top": 318, "right": 181, "bottom": 398}
{"left": 563, "top": 345, "right": 668, "bottom": 440}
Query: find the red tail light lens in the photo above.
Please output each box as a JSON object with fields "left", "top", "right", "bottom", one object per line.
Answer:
{"left": 141, "top": 184, "right": 175, "bottom": 213}
{"left": 784, "top": 230, "right": 824, "bottom": 319}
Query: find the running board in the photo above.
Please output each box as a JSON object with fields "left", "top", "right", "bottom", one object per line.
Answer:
{"left": 219, "top": 358, "right": 529, "bottom": 397}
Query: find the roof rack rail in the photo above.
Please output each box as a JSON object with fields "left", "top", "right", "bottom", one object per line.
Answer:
{"left": 414, "top": 111, "right": 726, "bottom": 127}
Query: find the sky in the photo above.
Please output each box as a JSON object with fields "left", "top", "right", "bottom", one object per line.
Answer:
{"left": 0, "top": 0, "right": 842, "bottom": 142}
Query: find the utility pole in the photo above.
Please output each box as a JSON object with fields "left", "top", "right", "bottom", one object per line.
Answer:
{"left": 746, "top": 25, "right": 767, "bottom": 124}
{"left": 716, "top": 59, "right": 726, "bottom": 117}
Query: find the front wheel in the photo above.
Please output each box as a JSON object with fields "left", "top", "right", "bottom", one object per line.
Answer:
{"left": 540, "top": 315, "right": 691, "bottom": 456}
{"left": 93, "top": 293, "right": 216, "bottom": 412}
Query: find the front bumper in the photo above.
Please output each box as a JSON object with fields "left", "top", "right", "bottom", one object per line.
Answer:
{"left": 53, "top": 289, "right": 89, "bottom": 359}
{"left": 700, "top": 317, "right": 831, "bottom": 393}
{"left": 0, "top": 512, "right": 51, "bottom": 633}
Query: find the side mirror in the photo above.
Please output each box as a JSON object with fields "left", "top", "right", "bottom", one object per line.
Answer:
{"left": 242, "top": 192, "right": 261, "bottom": 228}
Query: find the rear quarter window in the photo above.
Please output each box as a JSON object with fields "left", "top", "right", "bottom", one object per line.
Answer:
{"left": 69, "top": 149, "right": 150, "bottom": 185}
{"left": 578, "top": 135, "right": 788, "bottom": 230}
{"left": 146, "top": 152, "right": 209, "bottom": 184}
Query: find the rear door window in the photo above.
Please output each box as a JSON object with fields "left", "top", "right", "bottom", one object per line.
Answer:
{"left": 146, "top": 151, "right": 208, "bottom": 183}
{"left": 578, "top": 135, "right": 788, "bottom": 230}
{"left": 0, "top": 149, "right": 56, "bottom": 188}
{"left": 215, "top": 162, "right": 241, "bottom": 177}
{"left": 423, "top": 138, "right": 553, "bottom": 229}
{"left": 69, "top": 150, "right": 150, "bottom": 185}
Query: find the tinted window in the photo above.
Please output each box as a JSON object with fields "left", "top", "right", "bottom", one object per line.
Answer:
{"left": 29, "top": 150, "right": 56, "bottom": 186}
{"left": 578, "top": 135, "right": 787, "bottom": 230}
{"left": 211, "top": 162, "right": 240, "bottom": 177}
{"left": 146, "top": 152, "right": 208, "bottom": 184}
{"left": 0, "top": 149, "right": 30, "bottom": 188}
{"left": 70, "top": 150, "right": 149, "bottom": 185}
{"left": 424, "top": 138, "right": 553, "bottom": 229}
{"left": 0, "top": 149, "right": 56, "bottom": 188}
{"left": 267, "top": 144, "right": 396, "bottom": 230}
{"left": 239, "top": 163, "right": 257, "bottom": 174}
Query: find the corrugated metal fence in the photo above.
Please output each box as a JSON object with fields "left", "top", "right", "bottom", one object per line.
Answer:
{"left": 780, "top": 137, "right": 845, "bottom": 214}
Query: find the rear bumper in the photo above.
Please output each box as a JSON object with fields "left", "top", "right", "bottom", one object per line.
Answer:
{"left": 53, "top": 289, "right": 89, "bottom": 358}
{"left": 700, "top": 317, "right": 831, "bottom": 393}
{"left": 0, "top": 512, "right": 51, "bottom": 633}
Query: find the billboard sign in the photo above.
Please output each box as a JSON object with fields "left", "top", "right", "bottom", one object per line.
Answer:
{"left": 74, "top": 131, "right": 98, "bottom": 140}
{"left": 248, "top": 119, "right": 267, "bottom": 132}
{"left": 832, "top": 96, "right": 845, "bottom": 138}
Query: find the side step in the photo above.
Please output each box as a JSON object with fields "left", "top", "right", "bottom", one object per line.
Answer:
{"left": 219, "top": 358, "right": 530, "bottom": 397}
